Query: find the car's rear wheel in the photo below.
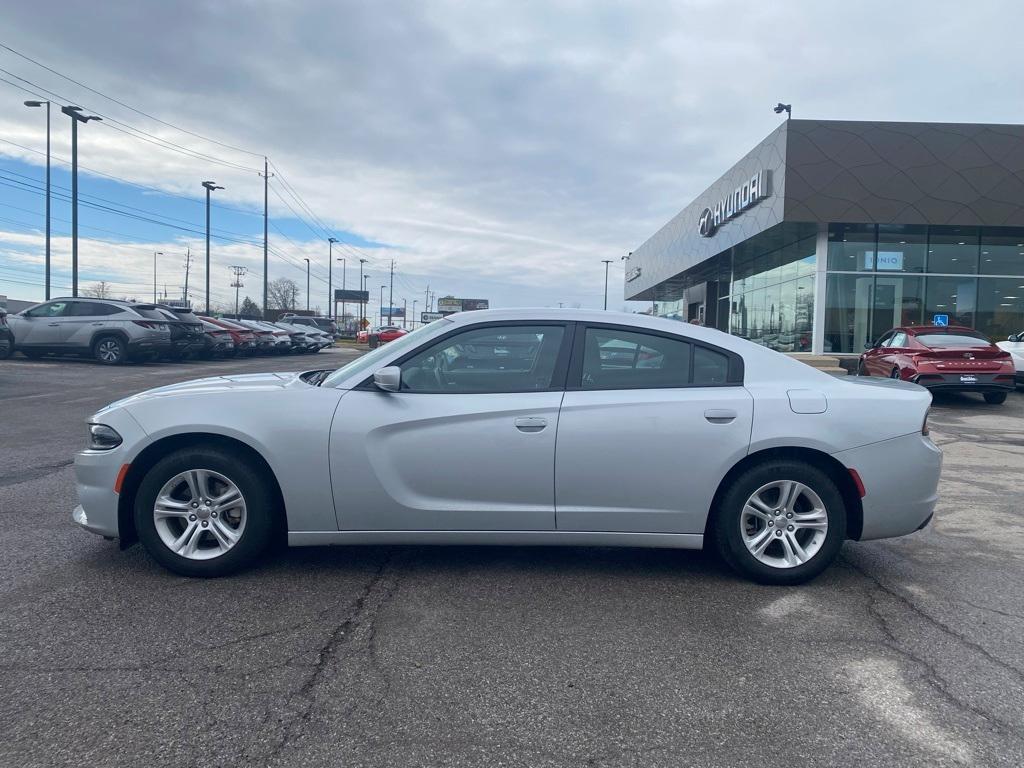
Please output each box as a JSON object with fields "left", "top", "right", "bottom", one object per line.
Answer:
{"left": 0, "top": 338, "right": 12, "bottom": 360}
{"left": 984, "top": 391, "right": 1008, "bottom": 404}
{"left": 713, "top": 460, "right": 846, "bottom": 585}
{"left": 134, "top": 447, "right": 277, "bottom": 577}
{"left": 93, "top": 335, "right": 126, "bottom": 365}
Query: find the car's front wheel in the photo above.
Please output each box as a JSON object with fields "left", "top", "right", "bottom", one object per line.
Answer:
{"left": 134, "top": 447, "right": 277, "bottom": 577}
{"left": 713, "top": 460, "right": 847, "bottom": 585}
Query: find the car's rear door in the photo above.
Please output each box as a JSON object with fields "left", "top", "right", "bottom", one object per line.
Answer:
{"left": 329, "top": 322, "right": 572, "bottom": 531}
{"left": 554, "top": 324, "right": 753, "bottom": 534}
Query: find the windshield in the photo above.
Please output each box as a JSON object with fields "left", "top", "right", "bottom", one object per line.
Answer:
{"left": 322, "top": 320, "right": 448, "bottom": 388}
{"left": 917, "top": 333, "right": 990, "bottom": 347}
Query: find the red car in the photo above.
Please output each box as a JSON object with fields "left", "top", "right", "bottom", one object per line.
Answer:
{"left": 200, "top": 316, "right": 258, "bottom": 356}
{"left": 859, "top": 325, "right": 1016, "bottom": 404}
{"left": 358, "top": 325, "right": 408, "bottom": 348}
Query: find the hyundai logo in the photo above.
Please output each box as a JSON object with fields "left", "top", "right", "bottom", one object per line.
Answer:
{"left": 698, "top": 208, "right": 715, "bottom": 238}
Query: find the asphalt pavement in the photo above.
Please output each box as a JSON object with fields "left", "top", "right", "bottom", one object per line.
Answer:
{"left": 1, "top": 351, "right": 1022, "bottom": 767}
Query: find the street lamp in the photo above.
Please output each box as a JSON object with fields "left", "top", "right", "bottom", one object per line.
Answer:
{"left": 773, "top": 102, "right": 792, "bottom": 118}
{"left": 328, "top": 237, "right": 338, "bottom": 321}
{"left": 602, "top": 259, "right": 613, "bottom": 310}
{"left": 24, "top": 100, "right": 51, "bottom": 300}
{"left": 201, "top": 180, "right": 224, "bottom": 314}
{"left": 153, "top": 251, "right": 163, "bottom": 303}
{"left": 412, "top": 299, "right": 417, "bottom": 329}
{"left": 359, "top": 258, "right": 368, "bottom": 330}
{"left": 61, "top": 106, "right": 102, "bottom": 297}
{"left": 303, "top": 258, "right": 310, "bottom": 311}
{"left": 336, "top": 256, "right": 346, "bottom": 329}
{"left": 380, "top": 285, "right": 386, "bottom": 326}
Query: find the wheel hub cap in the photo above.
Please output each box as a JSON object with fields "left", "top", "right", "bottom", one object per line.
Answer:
{"left": 153, "top": 469, "right": 246, "bottom": 561}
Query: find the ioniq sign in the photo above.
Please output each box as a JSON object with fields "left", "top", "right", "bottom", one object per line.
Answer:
{"left": 698, "top": 170, "right": 770, "bottom": 237}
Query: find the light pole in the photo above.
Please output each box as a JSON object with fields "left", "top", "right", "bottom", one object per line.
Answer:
{"left": 773, "top": 102, "right": 792, "bottom": 118}
{"left": 24, "top": 101, "right": 51, "bottom": 300}
{"left": 303, "top": 258, "right": 311, "bottom": 311}
{"left": 61, "top": 106, "right": 102, "bottom": 297}
{"left": 412, "top": 299, "right": 417, "bottom": 329}
{"left": 328, "top": 237, "right": 338, "bottom": 321}
{"left": 153, "top": 251, "right": 163, "bottom": 303}
{"left": 380, "top": 285, "right": 386, "bottom": 326}
{"left": 201, "top": 181, "right": 224, "bottom": 314}
{"left": 602, "top": 259, "right": 612, "bottom": 310}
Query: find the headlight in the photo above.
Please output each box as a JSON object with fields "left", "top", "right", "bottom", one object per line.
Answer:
{"left": 88, "top": 423, "right": 122, "bottom": 450}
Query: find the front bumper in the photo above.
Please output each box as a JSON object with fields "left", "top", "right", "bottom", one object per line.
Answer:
{"left": 833, "top": 432, "right": 942, "bottom": 541}
{"left": 911, "top": 372, "right": 1015, "bottom": 393}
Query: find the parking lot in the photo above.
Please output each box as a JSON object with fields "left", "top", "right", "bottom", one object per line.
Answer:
{"left": 1, "top": 351, "right": 1023, "bottom": 768}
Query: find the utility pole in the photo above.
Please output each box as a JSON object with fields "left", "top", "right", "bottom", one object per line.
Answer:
{"left": 229, "top": 265, "right": 247, "bottom": 318}
{"left": 359, "top": 258, "right": 367, "bottom": 329}
{"left": 153, "top": 251, "right": 163, "bottom": 303}
{"left": 202, "top": 180, "right": 224, "bottom": 314}
{"left": 424, "top": 286, "right": 430, "bottom": 316}
{"left": 388, "top": 259, "right": 394, "bottom": 325}
{"left": 402, "top": 298, "right": 407, "bottom": 329}
{"left": 261, "top": 158, "right": 273, "bottom": 319}
{"left": 412, "top": 299, "right": 418, "bottom": 328}
{"left": 380, "top": 285, "right": 386, "bottom": 326}
{"left": 61, "top": 106, "right": 102, "bottom": 297}
{"left": 303, "top": 258, "right": 310, "bottom": 311}
{"left": 182, "top": 248, "right": 193, "bottom": 304}
{"left": 602, "top": 259, "right": 612, "bottom": 310}
{"left": 328, "top": 237, "right": 338, "bottom": 321}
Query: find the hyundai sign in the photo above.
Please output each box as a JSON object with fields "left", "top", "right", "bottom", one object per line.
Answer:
{"left": 698, "top": 170, "right": 770, "bottom": 238}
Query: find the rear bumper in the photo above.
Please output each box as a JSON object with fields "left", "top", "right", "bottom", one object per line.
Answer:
{"left": 127, "top": 338, "right": 171, "bottom": 355}
{"left": 833, "top": 432, "right": 942, "bottom": 541}
{"left": 911, "top": 372, "right": 1015, "bottom": 393}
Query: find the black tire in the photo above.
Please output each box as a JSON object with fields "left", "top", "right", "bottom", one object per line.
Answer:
{"left": 0, "top": 339, "right": 12, "bottom": 360}
{"left": 984, "top": 391, "right": 1008, "bottom": 405}
{"left": 713, "top": 460, "right": 847, "bottom": 585}
{"left": 890, "top": 368, "right": 900, "bottom": 379}
{"left": 93, "top": 335, "right": 126, "bottom": 365}
{"left": 134, "top": 447, "right": 278, "bottom": 577}
{"left": 857, "top": 361, "right": 869, "bottom": 376}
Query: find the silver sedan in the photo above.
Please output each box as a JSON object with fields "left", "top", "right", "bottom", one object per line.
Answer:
{"left": 72, "top": 309, "right": 941, "bottom": 585}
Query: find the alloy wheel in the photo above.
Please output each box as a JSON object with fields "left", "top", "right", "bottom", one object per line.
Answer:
{"left": 153, "top": 469, "right": 247, "bottom": 560}
{"left": 97, "top": 339, "right": 122, "bottom": 363}
{"left": 740, "top": 480, "right": 828, "bottom": 569}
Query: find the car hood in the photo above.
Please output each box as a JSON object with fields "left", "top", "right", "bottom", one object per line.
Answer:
{"left": 95, "top": 372, "right": 307, "bottom": 413}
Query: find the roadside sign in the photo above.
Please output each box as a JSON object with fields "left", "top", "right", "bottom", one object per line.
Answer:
{"left": 932, "top": 314, "right": 949, "bottom": 327}
{"left": 421, "top": 311, "right": 444, "bottom": 323}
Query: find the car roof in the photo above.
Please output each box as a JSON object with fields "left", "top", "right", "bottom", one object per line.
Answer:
{"left": 904, "top": 325, "right": 977, "bottom": 335}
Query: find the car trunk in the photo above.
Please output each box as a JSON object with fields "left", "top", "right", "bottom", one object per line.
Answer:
{"left": 918, "top": 347, "right": 1008, "bottom": 371}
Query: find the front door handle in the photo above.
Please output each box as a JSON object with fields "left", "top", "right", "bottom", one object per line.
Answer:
{"left": 704, "top": 409, "right": 737, "bottom": 424}
{"left": 514, "top": 417, "right": 547, "bottom": 433}
{"left": 48, "top": 322, "right": 60, "bottom": 326}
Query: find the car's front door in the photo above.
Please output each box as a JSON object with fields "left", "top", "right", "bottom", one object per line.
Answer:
{"left": 863, "top": 331, "right": 893, "bottom": 375}
{"left": 329, "top": 322, "right": 571, "bottom": 531}
{"left": 14, "top": 301, "right": 70, "bottom": 347}
{"left": 555, "top": 324, "right": 753, "bottom": 534}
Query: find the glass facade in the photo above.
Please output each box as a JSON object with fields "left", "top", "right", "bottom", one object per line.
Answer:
{"left": 824, "top": 223, "right": 1024, "bottom": 353}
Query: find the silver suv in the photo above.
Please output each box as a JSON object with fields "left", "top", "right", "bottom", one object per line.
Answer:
{"left": 9, "top": 298, "right": 172, "bottom": 365}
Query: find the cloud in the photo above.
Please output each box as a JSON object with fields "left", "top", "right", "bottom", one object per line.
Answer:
{"left": 1, "top": 0, "right": 1023, "bottom": 308}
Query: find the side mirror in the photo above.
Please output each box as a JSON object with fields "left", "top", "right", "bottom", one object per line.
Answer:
{"left": 1009, "top": 334, "right": 1019, "bottom": 342}
{"left": 864, "top": 342, "right": 875, "bottom": 350}
{"left": 373, "top": 366, "right": 401, "bottom": 392}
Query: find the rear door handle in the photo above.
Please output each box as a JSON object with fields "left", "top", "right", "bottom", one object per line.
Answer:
{"left": 514, "top": 417, "right": 547, "bottom": 433}
{"left": 704, "top": 409, "right": 737, "bottom": 424}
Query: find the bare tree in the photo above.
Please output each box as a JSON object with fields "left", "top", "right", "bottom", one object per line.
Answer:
{"left": 267, "top": 277, "right": 300, "bottom": 310}
{"left": 82, "top": 281, "right": 112, "bottom": 299}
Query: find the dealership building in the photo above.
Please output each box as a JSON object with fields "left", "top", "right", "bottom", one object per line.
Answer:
{"left": 625, "top": 119, "right": 1024, "bottom": 354}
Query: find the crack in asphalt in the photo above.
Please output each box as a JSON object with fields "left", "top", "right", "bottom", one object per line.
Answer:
{"left": 261, "top": 551, "right": 397, "bottom": 765}
{"left": 0, "top": 459, "right": 74, "bottom": 490}
{"left": 843, "top": 555, "right": 1024, "bottom": 738}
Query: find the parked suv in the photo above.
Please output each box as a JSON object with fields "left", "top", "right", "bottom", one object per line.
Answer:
{"left": 8, "top": 298, "right": 171, "bottom": 364}
{"left": 153, "top": 306, "right": 206, "bottom": 360}
{"left": 280, "top": 315, "right": 338, "bottom": 337}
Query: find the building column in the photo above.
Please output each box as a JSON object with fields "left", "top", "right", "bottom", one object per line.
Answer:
{"left": 812, "top": 223, "right": 828, "bottom": 355}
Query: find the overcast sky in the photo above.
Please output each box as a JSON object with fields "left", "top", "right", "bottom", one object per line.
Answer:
{"left": 1, "top": 0, "right": 1023, "bottom": 315}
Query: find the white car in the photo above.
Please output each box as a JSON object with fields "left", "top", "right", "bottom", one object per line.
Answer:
{"left": 996, "top": 332, "right": 1024, "bottom": 389}
{"left": 72, "top": 309, "right": 942, "bottom": 585}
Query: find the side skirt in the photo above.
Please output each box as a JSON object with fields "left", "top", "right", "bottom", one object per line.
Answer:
{"left": 288, "top": 530, "right": 705, "bottom": 549}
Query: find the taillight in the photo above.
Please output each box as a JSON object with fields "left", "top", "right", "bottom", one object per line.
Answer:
{"left": 922, "top": 408, "right": 930, "bottom": 436}
{"left": 133, "top": 320, "right": 157, "bottom": 329}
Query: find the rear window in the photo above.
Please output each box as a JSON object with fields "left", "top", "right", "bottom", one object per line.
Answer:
{"left": 170, "top": 310, "right": 201, "bottom": 323}
{"left": 131, "top": 305, "right": 168, "bottom": 321}
{"left": 916, "top": 332, "right": 989, "bottom": 347}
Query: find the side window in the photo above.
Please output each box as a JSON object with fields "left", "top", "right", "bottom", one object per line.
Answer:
{"left": 67, "top": 302, "right": 117, "bottom": 316}
{"left": 581, "top": 328, "right": 691, "bottom": 390}
{"left": 889, "top": 332, "right": 907, "bottom": 348}
{"left": 26, "top": 301, "right": 69, "bottom": 318}
{"left": 399, "top": 324, "right": 566, "bottom": 393}
{"left": 875, "top": 332, "right": 892, "bottom": 348}
{"left": 692, "top": 346, "right": 730, "bottom": 385}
